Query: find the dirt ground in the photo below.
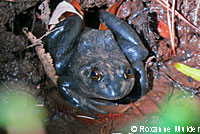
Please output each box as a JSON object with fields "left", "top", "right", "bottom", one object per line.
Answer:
{"left": 0, "top": 0, "right": 200, "bottom": 134}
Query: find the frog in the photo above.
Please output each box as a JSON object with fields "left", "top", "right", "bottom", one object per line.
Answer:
{"left": 43, "top": 11, "right": 149, "bottom": 114}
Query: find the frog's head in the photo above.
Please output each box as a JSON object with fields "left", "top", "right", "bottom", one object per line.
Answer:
{"left": 67, "top": 29, "right": 135, "bottom": 100}
{"left": 78, "top": 55, "right": 135, "bottom": 100}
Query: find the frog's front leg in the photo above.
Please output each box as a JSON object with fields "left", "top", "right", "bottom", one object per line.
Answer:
{"left": 43, "top": 15, "right": 82, "bottom": 75}
{"left": 99, "top": 11, "right": 148, "bottom": 96}
{"left": 57, "top": 75, "right": 110, "bottom": 115}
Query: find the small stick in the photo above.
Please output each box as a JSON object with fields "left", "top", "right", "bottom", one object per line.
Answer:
{"left": 166, "top": 0, "right": 173, "bottom": 55}
{"left": 170, "top": 0, "right": 176, "bottom": 55}
{"left": 166, "top": 0, "right": 176, "bottom": 55}
{"left": 25, "top": 26, "right": 63, "bottom": 49}
{"left": 39, "top": 26, "right": 63, "bottom": 40}
{"left": 22, "top": 27, "right": 58, "bottom": 86}
{"left": 76, "top": 115, "right": 95, "bottom": 120}
{"left": 194, "top": 0, "right": 200, "bottom": 26}
{"left": 31, "top": 8, "right": 36, "bottom": 32}
{"left": 156, "top": 0, "right": 200, "bottom": 33}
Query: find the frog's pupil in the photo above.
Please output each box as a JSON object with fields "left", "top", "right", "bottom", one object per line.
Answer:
{"left": 91, "top": 68, "right": 101, "bottom": 81}
{"left": 127, "top": 69, "right": 131, "bottom": 74}
{"left": 91, "top": 71, "right": 97, "bottom": 76}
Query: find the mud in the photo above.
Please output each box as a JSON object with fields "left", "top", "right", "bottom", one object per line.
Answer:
{"left": 150, "top": 0, "right": 200, "bottom": 89}
{"left": 0, "top": 0, "right": 200, "bottom": 134}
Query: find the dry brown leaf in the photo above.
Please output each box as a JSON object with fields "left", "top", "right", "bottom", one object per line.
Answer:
{"left": 48, "top": 1, "right": 83, "bottom": 30}
{"left": 38, "top": 0, "right": 51, "bottom": 26}
{"left": 23, "top": 27, "right": 58, "bottom": 86}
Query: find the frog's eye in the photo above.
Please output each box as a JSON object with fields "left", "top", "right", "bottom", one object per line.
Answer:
{"left": 124, "top": 66, "right": 134, "bottom": 79}
{"left": 90, "top": 67, "right": 101, "bottom": 81}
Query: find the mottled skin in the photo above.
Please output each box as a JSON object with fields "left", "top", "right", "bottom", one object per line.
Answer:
{"left": 44, "top": 11, "right": 148, "bottom": 114}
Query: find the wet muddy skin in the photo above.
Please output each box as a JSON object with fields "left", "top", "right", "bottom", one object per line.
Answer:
{"left": 0, "top": 0, "right": 200, "bottom": 134}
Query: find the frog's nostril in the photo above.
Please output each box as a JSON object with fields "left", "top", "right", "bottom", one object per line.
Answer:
{"left": 105, "top": 83, "right": 126, "bottom": 100}
{"left": 108, "top": 85, "right": 117, "bottom": 96}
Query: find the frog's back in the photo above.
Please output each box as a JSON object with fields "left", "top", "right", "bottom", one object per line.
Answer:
{"left": 73, "top": 28, "right": 128, "bottom": 67}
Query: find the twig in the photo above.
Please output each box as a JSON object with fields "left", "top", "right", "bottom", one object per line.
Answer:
{"left": 166, "top": 0, "right": 176, "bottom": 55}
{"left": 22, "top": 27, "right": 58, "bottom": 86}
{"left": 194, "top": 0, "right": 200, "bottom": 26}
{"left": 101, "top": 124, "right": 108, "bottom": 134}
{"left": 129, "top": 103, "right": 146, "bottom": 121}
{"left": 39, "top": 26, "right": 63, "bottom": 40}
{"left": 166, "top": 0, "right": 173, "bottom": 54}
{"left": 145, "top": 56, "right": 156, "bottom": 71}
{"left": 26, "top": 43, "right": 41, "bottom": 49}
{"left": 31, "top": 8, "right": 36, "bottom": 32}
{"left": 145, "top": 56, "right": 156, "bottom": 89}
{"left": 155, "top": 0, "right": 200, "bottom": 33}
{"left": 25, "top": 26, "right": 63, "bottom": 49}
{"left": 76, "top": 115, "right": 95, "bottom": 120}
{"left": 171, "top": 0, "right": 176, "bottom": 55}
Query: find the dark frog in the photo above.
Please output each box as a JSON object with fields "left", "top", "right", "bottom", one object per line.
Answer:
{"left": 44, "top": 11, "right": 148, "bottom": 114}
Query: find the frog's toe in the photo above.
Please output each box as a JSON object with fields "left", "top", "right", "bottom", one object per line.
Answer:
{"left": 90, "top": 99, "right": 112, "bottom": 106}
{"left": 81, "top": 98, "right": 108, "bottom": 115}
{"left": 87, "top": 102, "right": 107, "bottom": 114}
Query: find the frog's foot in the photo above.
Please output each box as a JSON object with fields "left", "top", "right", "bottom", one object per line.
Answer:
{"left": 43, "top": 15, "right": 82, "bottom": 75}
{"left": 79, "top": 98, "right": 111, "bottom": 116}
{"left": 132, "top": 61, "right": 148, "bottom": 96}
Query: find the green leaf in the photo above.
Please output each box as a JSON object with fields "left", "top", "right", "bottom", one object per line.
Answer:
{"left": 0, "top": 91, "right": 46, "bottom": 132}
{"left": 174, "top": 62, "right": 200, "bottom": 81}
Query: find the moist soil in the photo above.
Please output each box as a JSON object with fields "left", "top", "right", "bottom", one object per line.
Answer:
{"left": 0, "top": 0, "right": 200, "bottom": 134}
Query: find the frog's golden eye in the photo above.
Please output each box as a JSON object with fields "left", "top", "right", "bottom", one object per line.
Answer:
{"left": 90, "top": 67, "right": 101, "bottom": 81}
{"left": 124, "top": 66, "right": 134, "bottom": 79}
